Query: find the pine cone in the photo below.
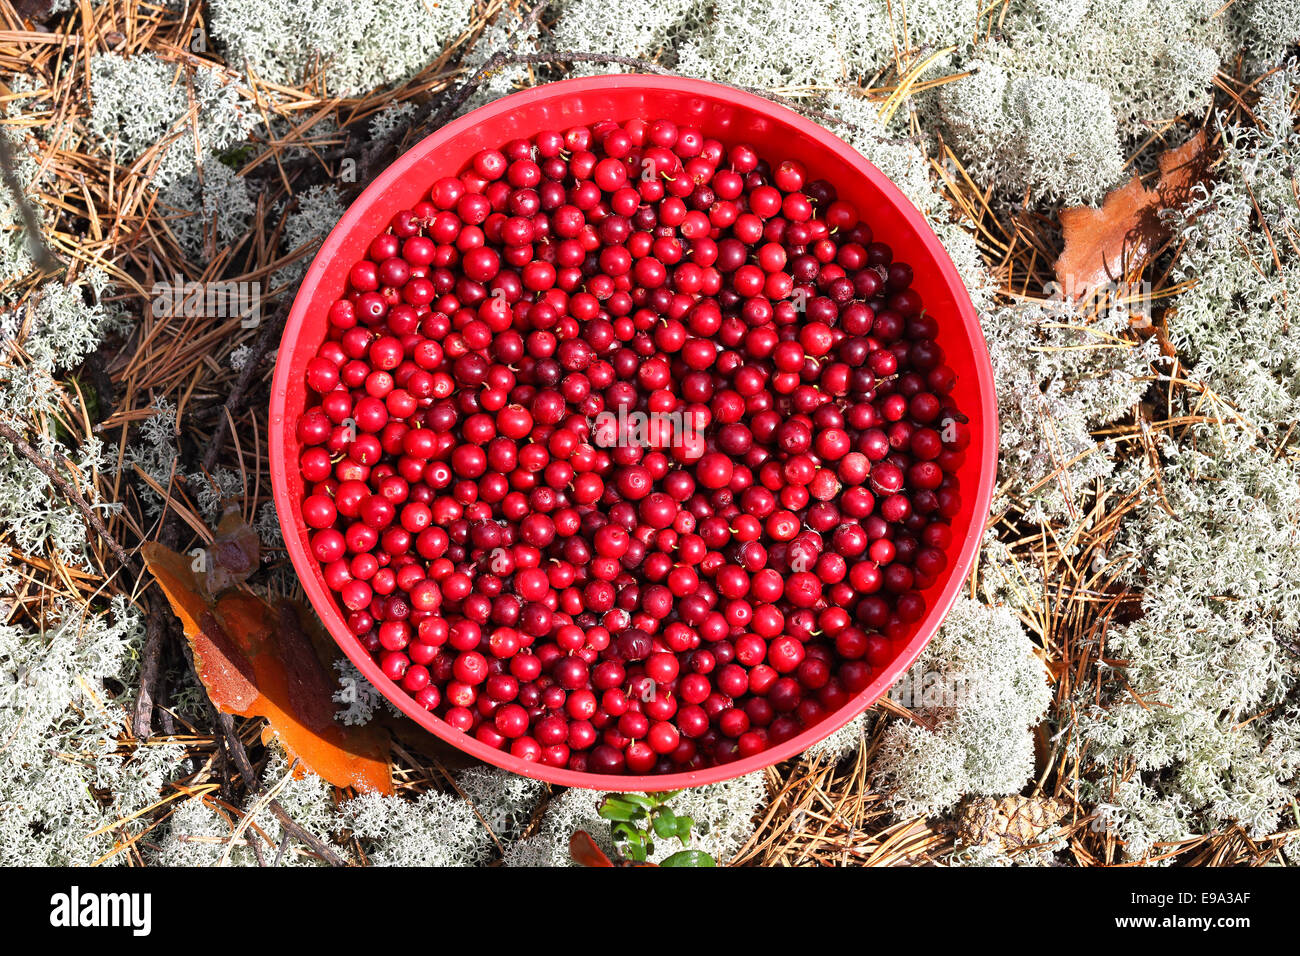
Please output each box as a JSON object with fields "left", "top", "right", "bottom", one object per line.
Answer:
{"left": 955, "top": 795, "right": 1069, "bottom": 851}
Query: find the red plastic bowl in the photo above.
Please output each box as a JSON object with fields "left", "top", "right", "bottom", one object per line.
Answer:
{"left": 270, "top": 74, "right": 997, "bottom": 791}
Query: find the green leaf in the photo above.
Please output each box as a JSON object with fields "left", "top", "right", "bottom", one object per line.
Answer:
{"left": 660, "top": 849, "right": 717, "bottom": 867}
{"left": 599, "top": 797, "right": 645, "bottom": 822}
{"left": 620, "top": 793, "right": 659, "bottom": 812}
{"left": 624, "top": 830, "right": 648, "bottom": 862}
{"left": 674, "top": 815, "right": 695, "bottom": 842}
{"left": 652, "top": 810, "right": 679, "bottom": 840}
{"left": 611, "top": 821, "right": 639, "bottom": 841}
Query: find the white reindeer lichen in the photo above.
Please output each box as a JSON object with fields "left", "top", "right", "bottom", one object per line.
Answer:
{"left": 87, "top": 52, "right": 256, "bottom": 188}
{"left": 209, "top": 0, "right": 475, "bottom": 97}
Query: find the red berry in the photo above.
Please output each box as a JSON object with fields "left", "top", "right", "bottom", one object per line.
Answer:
{"left": 297, "top": 124, "right": 964, "bottom": 775}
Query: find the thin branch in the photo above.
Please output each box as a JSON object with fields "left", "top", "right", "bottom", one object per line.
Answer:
{"left": 133, "top": 515, "right": 180, "bottom": 739}
{"left": 436, "top": 50, "right": 876, "bottom": 138}
{"left": 277, "top": 0, "right": 554, "bottom": 179}
{"left": 419, "top": 0, "right": 559, "bottom": 135}
{"left": 0, "top": 419, "right": 134, "bottom": 569}
{"left": 0, "top": 124, "right": 60, "bottom": 274}
{"left": 181, "top": 649, "right": 349, "bottom": 868}
{"left": 0, "top": 433, "right": 337, "bottom": 861}
{"left": 212, "top": 708, "right": 348, "bottom": 867}
{"left": 132, "top": 595, "right": 172, "bottom": 738}
{"left": 201, "top": 301, "right": 288, "bottom": 473}
{"left": 0, "top": 419, "right": 183, "bottom": 741}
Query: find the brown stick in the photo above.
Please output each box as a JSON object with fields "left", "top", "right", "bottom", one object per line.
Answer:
{"left": 212, "top": 708, "right": 348, "bottom": 866}
{"left": 201, "top": 301, "right": 288, "bottom": 473}
{"left": 0, "top": 123, "right": 60, "bottom": 274}
{"left": 0, "top": 417, "right": 186, "bottom": 740}
{"left": 285, "top": 13, "right": 899, "bottom": 187}
{"left": 418, "top": 0, "right": 556, "bottom": 135}
{"left": 132, "top": 595, "right": 172, "bottom": 738}
{"left": 174, "top": 632, "right": 347, "bottom": 866}
{"left": 132, "top": 513, "right": 180, "bottom": 739}
{"left": 0, "top": 419, "right": 135, "bottom": 570}
{"left": 278, "top": 0, "right": 554, "bottom": 179}
{"left": 429, "top": 50, "right": 872, "bottom": 138}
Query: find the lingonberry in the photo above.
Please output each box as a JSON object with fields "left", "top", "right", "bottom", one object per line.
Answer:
{"left": 297, "top": 119, "right": 964, "bottom": 774}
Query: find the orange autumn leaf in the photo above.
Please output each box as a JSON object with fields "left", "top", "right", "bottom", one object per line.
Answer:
{"left": 1055, "top": 130, "right": 1212, "bottom": 300}
{"left": 569, "top": 830, "right": 616, "bottom": 867}
{"left": 141, "top": 542, "right": 261, "bottom": 713}
{"left": 143, "top": 542, "right": 393, "bottom": 795}
{"left": 569, "top": 832, "right": 618, "bottom": 868}
{"left": 567, "top": 830, "right": 659, "bottom": 867}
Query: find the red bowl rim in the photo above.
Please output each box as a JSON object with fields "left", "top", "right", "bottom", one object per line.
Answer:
{"left": 269, "top": 74, "right": 998, "bottom": 791}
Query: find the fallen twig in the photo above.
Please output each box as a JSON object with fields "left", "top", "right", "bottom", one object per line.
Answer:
{"left": 133, "top": 515, "right": 180, "bottom": 739}
{"left": 201, "top": 301, "right": 288, "bottom": 473}
{"left": 0, "top": 418, "right": 134, "bottom": 570}
{"left": 0, "top": 122, "right": 60, "bottom": 274}
{"left": 132, "top": 595, "right": 173, "bottom": 738}
{"left": 212, "top": 708, "right": 348, "bottom": 866}
{"left": 180, "top": 645, "right": 349, "bottom": 868}
{"left": 435, "top": 50, "right": 876, "bottom": 139}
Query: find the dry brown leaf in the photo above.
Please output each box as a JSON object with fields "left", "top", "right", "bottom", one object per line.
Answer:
{"left": 14, "top": 0, "right": 58, "bottom": 23}
{"left": 569, "top": 831, "right": 616, "bottom": 867}
{"left": 1055, "top": 131, "right": 1211, "bottom": 300}
{"left": 568, "top": 830, "right": 658, "bottom": 867}
{"left": 143, "top": 542, "right": 393, "bottom": 794}
{"left": 200, "top": 503, "right": 260, "bottom": 598}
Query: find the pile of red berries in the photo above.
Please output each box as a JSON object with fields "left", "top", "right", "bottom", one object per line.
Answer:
{"left": 295, "top": 116, "right": 969, "bottom": 775}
